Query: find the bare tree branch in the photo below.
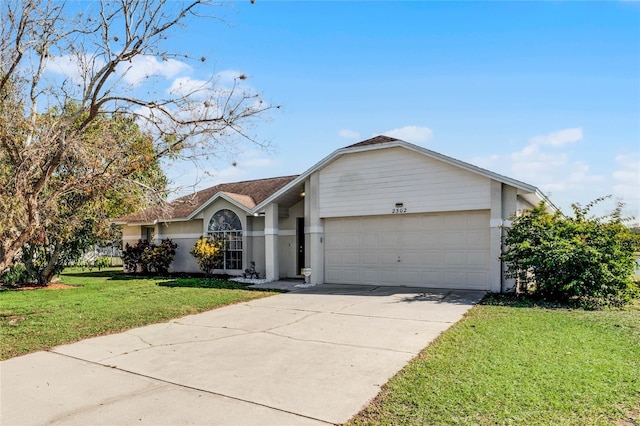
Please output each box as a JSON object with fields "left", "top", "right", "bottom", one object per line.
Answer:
{"left": 0, "top": 0, "right": 276, "bottom": 272}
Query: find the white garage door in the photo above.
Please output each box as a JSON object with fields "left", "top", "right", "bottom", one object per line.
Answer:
{"left": 324, "top": 211, "right": 490, "bottom": 290}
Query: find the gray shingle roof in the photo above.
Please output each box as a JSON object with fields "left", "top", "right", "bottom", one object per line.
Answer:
{"left": 116, "top": 175, "right": 298, "bottom": 224}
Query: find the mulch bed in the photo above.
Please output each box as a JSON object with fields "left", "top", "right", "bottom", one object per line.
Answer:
{"left": 0, "top": 282, "right": 76, "bottom": 291}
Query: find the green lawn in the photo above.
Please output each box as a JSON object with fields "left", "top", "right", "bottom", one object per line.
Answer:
{"left": 349, "top": 296, "right": 640, "bottom": 425}
{"left": 0, "top": 268, "right": 275, "bottom": 360}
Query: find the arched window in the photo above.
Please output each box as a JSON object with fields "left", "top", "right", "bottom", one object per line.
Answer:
{"left": 207, "top": 209, "right": 243, "bottom": 270}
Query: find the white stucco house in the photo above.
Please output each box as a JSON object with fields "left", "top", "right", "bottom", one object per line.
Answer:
{"left": 115, "top": 135, "right": 554, "bottom": 292}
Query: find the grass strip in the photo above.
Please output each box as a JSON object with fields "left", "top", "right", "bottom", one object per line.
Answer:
{"left": 349, "top": 297, "right": 640, "bottom": 425}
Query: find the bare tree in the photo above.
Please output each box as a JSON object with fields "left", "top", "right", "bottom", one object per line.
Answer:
{"left": 0, "top": 0, "right": 273, "bottom": 272}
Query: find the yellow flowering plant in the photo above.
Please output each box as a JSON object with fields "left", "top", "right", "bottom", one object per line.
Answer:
{"left": 190, "top": 237, "right": 224, "bottom": 276}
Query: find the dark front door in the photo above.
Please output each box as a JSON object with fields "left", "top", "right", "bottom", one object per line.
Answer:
{"left": 297, "top": 217, "right": 305, "bottom": 275}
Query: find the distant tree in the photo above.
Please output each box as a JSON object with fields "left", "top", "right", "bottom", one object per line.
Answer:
{"left": 0, "top": 0, "right": 273, "bottom": 273}
{"left": 501, "top": 197, "right": 639, "bottom": 308}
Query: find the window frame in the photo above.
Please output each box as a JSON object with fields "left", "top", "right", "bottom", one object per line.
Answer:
{"left": 207, "top": 209, "right": 243, "bottom": 270}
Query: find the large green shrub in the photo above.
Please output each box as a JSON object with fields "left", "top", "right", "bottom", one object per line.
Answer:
{"left": 501, "top": 197, "right": 639, "bottom": 308}
{"left": 122, "top": 239, "right": 150, "bottom": 273}
{"left": 122, "top": 239, "right": 177, "bottom": 275}
{"left": 141, "top": 239, "right": 177, "bottom": 275}
{"left": 1, "top": 263, "right": 30, "bottom": 285}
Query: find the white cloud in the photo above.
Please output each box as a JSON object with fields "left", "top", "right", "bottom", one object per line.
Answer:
{"left": 529, "top": 127, "right": 583, "bottom": 147}
{"left": 215, "top": 70, "right": 245, "bottom": 85}
{"left": 382, "top": 125, "right": 433, "bottom": 143}
{"left": 338, "top": 129, "right": 360, "bottom": 139}
{"left": 465, "top": 127, "right": 610, "bottom": 213}
{"left": 167, "top": 76, "right": 212, "bottom": 97}
{"left": 612, "top": 153, "right": 640, "bottom": 204}
{"left": 46, "top": 53, "right": 106, "bottom": 85}
{"left": 118, "top": 56, "right": 189, "bottom": 87}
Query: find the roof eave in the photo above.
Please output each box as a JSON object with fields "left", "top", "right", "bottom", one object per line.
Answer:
{"left": 187, "top": 192, "right": 253, "bottom": 220}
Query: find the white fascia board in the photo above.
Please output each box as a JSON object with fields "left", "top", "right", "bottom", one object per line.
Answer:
{"left": 251, "top": 145, "right": 361, "bottom": 213}
{"left": 187, "top": 192, "right": 252, "bottom": 220}
{"left": 156, "top": 218, "right": 194, "bottom": 224}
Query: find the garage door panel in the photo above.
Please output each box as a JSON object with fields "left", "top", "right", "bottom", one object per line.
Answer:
{"left": 443, "top": 231, "right": 466, "bottom": 247}
{"left": 361, "top": 252, "right": 379, "bottom": 265}
{"left": 359, "top": 217, "right": 379, "bottom": 232}
{"left": 343, "top": 252, "right": 360, "bottom": 265}
{"left": 381, "top": 252, "right": 400, "bottom": 265}
{"left": 325, "top": 252, "right": 344, "bottom": 265}
{"left": 398, "top": 270, "right": 421, "bottom": 284}
{"left": 402, "top": 215, "right": 422, "bottom": 228}
{"left": 381, "top": 270, "right": 398, "bottom": 283}
{"left": 361, "top": 234, "right": 378, "bottom": 248}
{"left": 379, "top": 234, "right": 399, "bottom": 247}
{"left": 420, "top": 251, "right": 443, "bottom": 267}
{"left": 422, "top": 270, "right": 443, "bottom": 283}
{"left": 443, "top": 251, "right": 465, "bottom": 266}
{"left": 467, "top": 271, "right": 489, "bottom": 287}
{"left": 467, "top": 229, "right": 489, "bottom": 244}
{"left": 398, "top": 251, "right": 419, "bottom": 266}
{"left": 343, "top": 235, "right": 360, "bottom": 249}
{"left": 467, "top": 251, "right": 489, "bottom": 267}
{"left": 325, "top": 268, "right": 343, "bottom": 283}
{"left": 361, "top": 269, "right": 380, "bottom": 283}
{"left": 442, "top": 270, "right": 466, "bottom": 284}
{"left": 402, "top": 232, "right": 425, "bottom": 248}
{"left": 342, "top": 269, "right": 361, "bottom": 283}
{"left": 466, "top": 212, "right": 489, "bottom": 227}
{"left": 421, "top": 215, "right": 442, "bottom": 229}
{"left": 325, "top": 211, "right": 490, "bottom": 290}
{"left": 324, "top": 234, "right": 343, "bottom": 249}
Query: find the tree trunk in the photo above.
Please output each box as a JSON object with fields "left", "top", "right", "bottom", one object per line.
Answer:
{"left": 39, "top": 241, "right": 63, "bottom": 285}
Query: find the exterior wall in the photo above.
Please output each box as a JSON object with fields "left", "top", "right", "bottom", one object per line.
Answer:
{"left": 156, "top": 220, "right": 203, "bottom": 272}
{"left": 319, "top": 147, "right": 491, "bottom": 218}
{"left": 122, "top": 225, "right": 143, "bottom": 247}
{"left": 246, "top": 216, "right": 266, "bottom": 276}
{"left": 517, "top": 196, "right": 536, "bottom": 212}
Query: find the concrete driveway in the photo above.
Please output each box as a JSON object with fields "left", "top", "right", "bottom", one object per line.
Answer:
{"left": 1, "top": 284, "right": 484, "bottom": 425}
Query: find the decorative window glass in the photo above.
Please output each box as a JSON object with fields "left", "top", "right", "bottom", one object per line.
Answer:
{"left": 207, "top": 209, "right": 243, "bottom": 270}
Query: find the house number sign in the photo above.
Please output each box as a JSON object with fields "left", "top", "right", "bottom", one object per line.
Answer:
{"left": 392, "top": 207, "right": 407, "bottom": 214}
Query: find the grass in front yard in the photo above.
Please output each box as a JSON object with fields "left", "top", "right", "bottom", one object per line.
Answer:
{"left": 349, "top": 296, "right": 640, "bottom": 425}
{"left": 0, "top": 268, "right": 275, "bottom": 360}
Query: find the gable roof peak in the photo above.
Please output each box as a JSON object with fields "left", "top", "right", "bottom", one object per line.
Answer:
{"left": 345, "top": 135, "right": 398, "bottom": 149}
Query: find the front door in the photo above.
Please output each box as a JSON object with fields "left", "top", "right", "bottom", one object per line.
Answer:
{"left": 296, "top": 217, "right": 305, "bottom": 275}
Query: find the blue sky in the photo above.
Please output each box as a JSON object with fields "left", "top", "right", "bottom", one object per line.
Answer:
{"left": 52, "top": 1, "right": 640, "bottom": 219}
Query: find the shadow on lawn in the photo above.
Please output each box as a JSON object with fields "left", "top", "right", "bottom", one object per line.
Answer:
{"left": 158, "top": 278, "right": 285, "bottom": 293}
{"left": 61, "top": 270, "right": 123, "bottom": 279}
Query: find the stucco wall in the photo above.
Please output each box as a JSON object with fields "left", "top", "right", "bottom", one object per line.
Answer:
{"left": 122, "top": 225, "right": 143, "bottom": 247}
{"left": 156, "top": 220, "right": 203, "bottom": 273}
